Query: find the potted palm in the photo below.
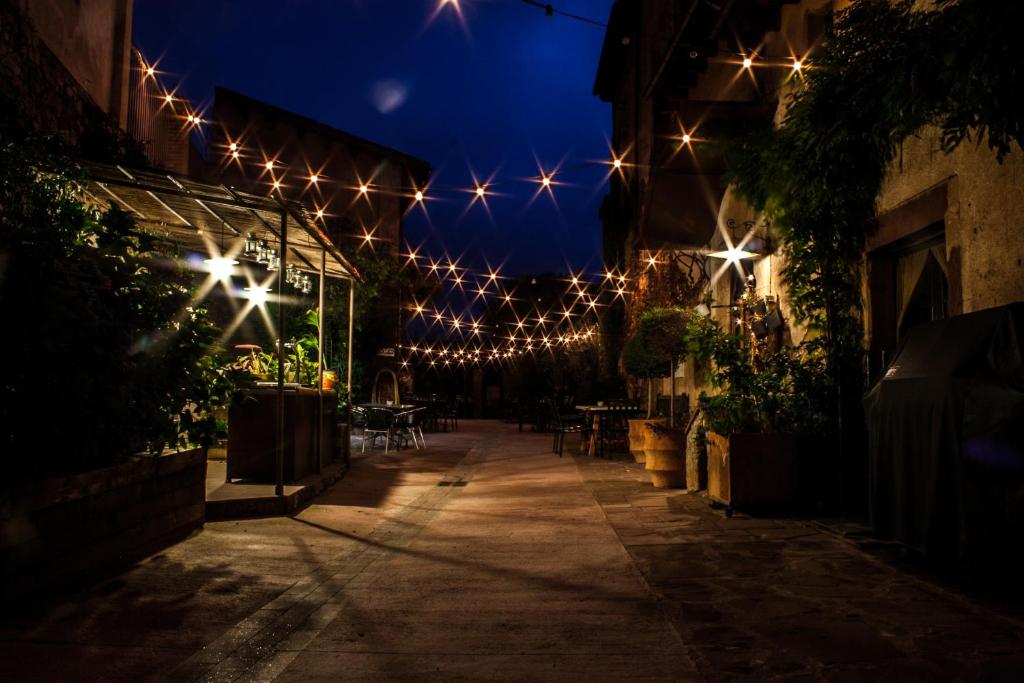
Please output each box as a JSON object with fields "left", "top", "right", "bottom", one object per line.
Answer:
{"left": 635, "top": 308, "right": 691, "bottom": 487}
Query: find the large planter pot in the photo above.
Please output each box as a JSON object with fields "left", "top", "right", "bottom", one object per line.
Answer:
{"left": 0, "top": 448, "right": 207, "bottom": 602}
{"left": 628, "top": 418, "right": 660, "bottom": 464}
{"left": 643, "top": 423, "right": 686, "bottom": 488}
{"left": 706, "top": 432, "right": 799, "bottom": 512}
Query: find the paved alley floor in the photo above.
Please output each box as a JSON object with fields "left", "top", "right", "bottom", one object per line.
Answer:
{"left": 2, "top": 421, "right": 1023, "bottom": 681}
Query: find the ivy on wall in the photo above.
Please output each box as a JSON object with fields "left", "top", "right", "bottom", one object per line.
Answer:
{"left": 723, "top": 0, "right": 1024, "bottom": 428}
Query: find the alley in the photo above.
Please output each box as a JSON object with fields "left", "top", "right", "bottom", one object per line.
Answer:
{"left": 3, "top": 422, "right": 1023, "bottom": 681}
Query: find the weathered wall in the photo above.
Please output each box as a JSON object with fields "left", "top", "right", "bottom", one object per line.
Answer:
{"left": 873, "top": 127, "right": 1024, "bottom": 315}
{"left": 16, "top": 0, "right": 133, "bottom": 127}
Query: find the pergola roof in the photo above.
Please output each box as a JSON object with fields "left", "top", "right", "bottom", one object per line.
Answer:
{"left": 80, "top": 163, "right": 361, "bottom": 281}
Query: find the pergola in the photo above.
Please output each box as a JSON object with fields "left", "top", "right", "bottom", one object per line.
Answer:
{"left": 81, "top": 162, "right": 361, "bottom": 495}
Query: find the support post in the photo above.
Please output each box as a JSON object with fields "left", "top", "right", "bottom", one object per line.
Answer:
{"left": 275, "top": 211, "right": 288, "bottom": 497}
{"left": 316, "top": 250, "right": 326, "bottom": 474}
{"left": 346, "top": 279, "right": 355, "bottom": 469}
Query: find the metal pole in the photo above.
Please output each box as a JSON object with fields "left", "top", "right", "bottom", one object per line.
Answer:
{"left": 316, "top": 250, "right": 326, "bottom": 474}
{"left": 346, "top": 279, "right": 355, "bottom": 469}
{"left": 275, "top": 211, "right": 288, "bottom": 497}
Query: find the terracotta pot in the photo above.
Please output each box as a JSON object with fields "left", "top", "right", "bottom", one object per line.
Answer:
{"left": 628, "top": 418, "right": 660, "bottom": 464}
{"left": 643, "top": 423, "right": 686, "bottom": 488}
{"left": 707, "top": 432, "right": 799, "bottom": 511}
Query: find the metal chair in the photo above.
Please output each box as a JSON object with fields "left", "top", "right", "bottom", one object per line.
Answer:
{"left": 393, "top": 407, "right": 426, "bottom": 450}
{"left": 362, "top": 408, "right": 394, "bottom": 453}
{"left": 548, "top": 399, "right": 583, "bottom": 458}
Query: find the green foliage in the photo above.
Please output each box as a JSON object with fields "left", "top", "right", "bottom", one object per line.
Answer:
{"left": 689, "top": 318, "right": 829, "bottom": 436}
{"left": 319, "top": 240, "right": 412, "bottom": 407}
{"left": 0, "top": 120, "right": 233, "bottom": 478}
{"left": 621, "top": 329, "right": 667, "bottom": 379}
{"left": 722, "top": 0, "right": 1024, "bottom": 437}
{"left": 636, "top": 307, "right": 690, "bottom": 363}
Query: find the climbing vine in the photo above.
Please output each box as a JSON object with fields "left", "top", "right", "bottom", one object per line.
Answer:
{"left": 723, "top": 0, "right": 1024, "bottom": 433}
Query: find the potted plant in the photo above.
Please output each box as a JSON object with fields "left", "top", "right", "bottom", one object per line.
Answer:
{"left": 634, "top": 308, "right": 691, "bottom": 487}
{"left": 694, "top": 320, "right": 828, "bottom": 512}
{"left": 621, "top": 325, "right": 668, "bottom": 464}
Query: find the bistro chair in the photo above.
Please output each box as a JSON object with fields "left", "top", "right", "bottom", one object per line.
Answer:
{"left": 393, "top": 407, "right": 426, "bottom": 450}
{"left": 597, "top": 404, "right": 634, "bottom": 458}
{"left": 437, "top": 401, "right": 459, "bottom": 432}
{"left": 362, "top": 408, "right": 394, "bottom": 453}
{"left": 549, "top": 399, "right": 583, "bottom": 458}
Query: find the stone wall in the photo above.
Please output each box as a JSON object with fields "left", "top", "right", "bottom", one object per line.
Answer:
{"left": 16, "top": 0, "right": 133, "bottom": 127}
{"left": 0, "top": 448, "right": 207, "bottom": 601}
{"left": 873, "top": 127, "right": 1024, "bottom": 315}
{"left": 0, "top": 0, "right": 140, "bottom": 161}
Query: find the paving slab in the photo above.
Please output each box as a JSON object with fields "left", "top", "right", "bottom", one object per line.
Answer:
{"left": 3, "top": 421, "right": 1022, "bottom": 681}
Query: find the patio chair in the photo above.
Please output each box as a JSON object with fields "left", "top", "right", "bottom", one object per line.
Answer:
{"left": 437, "top": 401, "right": 458, "bottom": 432}
{"left": 362, "top": 408, "right": 394, "bottom": 453}
{"left": 597, "top": 404, "right": 633, "bottom": 458}
{"left": 548, "top": 399, "right": 583, "bottom": 458}
{"left": 393, "top": 408, "right": 426, "bottom": 450}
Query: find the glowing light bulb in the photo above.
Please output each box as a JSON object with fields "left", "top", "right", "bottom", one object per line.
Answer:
{"left": 541, "top": 175, "right": 552, "bottom": 188}
{"left": 265, "top": 160, "right": 275, "bottom": 171}
{"left": 475, "top": 185, "right": 487, "bottom": 198}
{"left": 612, "top": 158, "right": 622, "bottom": 169}
{"left": 792, "top": 59, "right": 803, "bottom": 72}
{"left": 203, "top": 256, "right": 238, "bottom": 281}
{"left": 310, "top": 174, "right": 319, "bottom": 184}
{"left": 244, "top": 286, "right": 269, "bottom": 305}
{"left": 680, "top": 133, "right": 691, "bottom": 144}
{"left": 163, "top": 93, "right": 174, "bottom": 104}
{"left": 232, "top": 150, "right": 240, "bottom": 159}
{"left": 315, "top": 209, "right": 325, "bottom": 219}
{"left": 359, "top": 184, "right": 369, "bottom": 194}
{"left": 414, "top": 190, "right": 424, "bottom": 202}
{"left": 272, "top": 180, "right": 282, "bottom": 190}
{"left": 229, "top": 142, "right": 238, "bottom": 152}
{"left": 145, "top": 66, "right": 156, "bottom": 77}
{"left": 742, "top": 57, "right": 753, "bottom": 69}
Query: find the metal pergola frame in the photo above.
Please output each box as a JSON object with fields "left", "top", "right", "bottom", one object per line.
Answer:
{"left": 81, "top": 162, "right": 361, "bottom": 496}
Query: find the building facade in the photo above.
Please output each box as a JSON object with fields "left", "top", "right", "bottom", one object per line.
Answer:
{"left": 593, "top": 0, "right": 1024, "bottom": 494}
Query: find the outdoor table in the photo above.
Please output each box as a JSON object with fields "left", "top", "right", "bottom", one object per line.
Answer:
{"left": 575, "top": 404, "right": 641, "bottom": 457}
{"left": 575, "top": 405, "right": 611, "bottom": 457}
{"left": 357, "top": 403, "right": 417, "bottom": 412}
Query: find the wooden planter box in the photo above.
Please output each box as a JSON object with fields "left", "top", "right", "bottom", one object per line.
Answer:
{"left": 706, "top": 432, "right": 799, "bottom": 512}
{"left": 0, "top": 448, "right": 207, "bottom": 601}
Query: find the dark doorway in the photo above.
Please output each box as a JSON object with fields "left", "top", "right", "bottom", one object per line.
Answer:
{"left": 868, "top": 222, "right": 948, "bottom": 382}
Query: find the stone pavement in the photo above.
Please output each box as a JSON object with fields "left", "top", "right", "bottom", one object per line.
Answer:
{"left": 1, "top": 420, "right": 1022, "bottom": 681}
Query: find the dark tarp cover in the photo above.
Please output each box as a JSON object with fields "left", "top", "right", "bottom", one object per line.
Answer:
{"left": 864, "top": 302, "right": 1024, "bottom": 566}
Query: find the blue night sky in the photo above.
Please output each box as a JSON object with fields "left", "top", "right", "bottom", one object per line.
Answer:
{"left": 132, "top": 0, "right": 615, "bottom": 277}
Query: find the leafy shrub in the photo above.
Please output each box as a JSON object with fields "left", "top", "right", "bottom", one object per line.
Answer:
{"left": 0, "top": 122, "right": 232, "bottom": 479}
{"left": 689, "top": 317, "right": 829, "bottom": 435}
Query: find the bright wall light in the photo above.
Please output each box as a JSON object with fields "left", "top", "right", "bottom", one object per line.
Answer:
{"left": 708, "top": 246, "right": 758, "bottom": 263}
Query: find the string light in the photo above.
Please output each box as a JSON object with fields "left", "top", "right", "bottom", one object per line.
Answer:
{"left": 742, "top": 56, "right": 753, "bottom": 69}
{"left": 415, "top": 190, "right": 425, "bottom": 202}
{"left": 792, "top": 59, "right": 803, "bottom": 72}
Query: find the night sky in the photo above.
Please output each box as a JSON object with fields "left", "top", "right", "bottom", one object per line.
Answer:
{"left": 132, "top": 0, "right": 615, "bottom": 276}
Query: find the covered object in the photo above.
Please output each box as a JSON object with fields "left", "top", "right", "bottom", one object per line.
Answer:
{"left": 865, "top": 303, "right": 1024, "bottom": 567}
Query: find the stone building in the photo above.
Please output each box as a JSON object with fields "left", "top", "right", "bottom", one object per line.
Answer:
{"left": 593, "top": 0, "right": 1024, "bottom": 492}
{"left": 201, "top": 87, "right": 431, "bottom": 371}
